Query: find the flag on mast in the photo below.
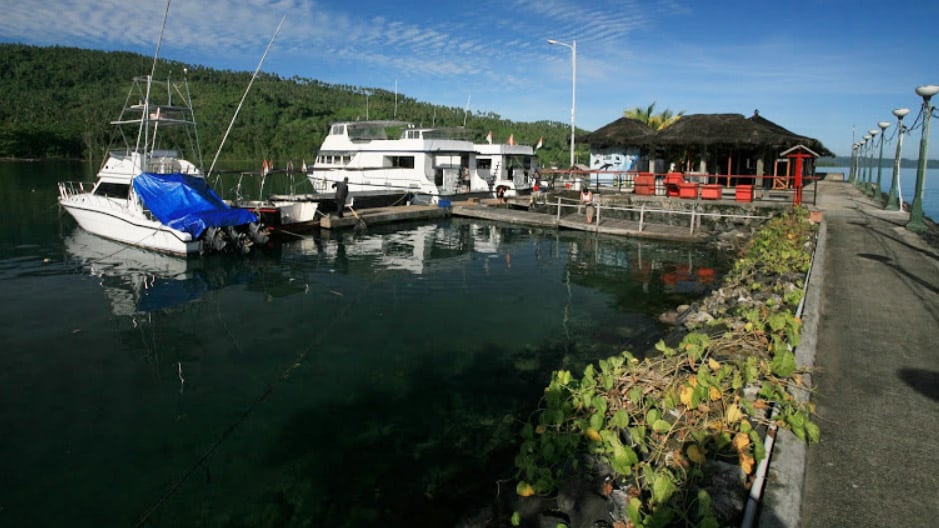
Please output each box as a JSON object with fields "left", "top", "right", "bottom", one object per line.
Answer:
{"left": 535, "top": 136, "right": 543, "bottom": 150}
{"left": 486, "top": 130, "right": 493, "bottom": 144}
{"left": 508, "top": 134, "right": 515, "bottom": 146}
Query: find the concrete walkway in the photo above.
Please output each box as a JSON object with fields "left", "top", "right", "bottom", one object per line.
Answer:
{"left": 761, "top": 179, "right": 939, "bottom": 527}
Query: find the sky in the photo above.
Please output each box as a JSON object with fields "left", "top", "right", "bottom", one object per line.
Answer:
{"left": 2, "top": 0, "right": 938, "bottom": 159}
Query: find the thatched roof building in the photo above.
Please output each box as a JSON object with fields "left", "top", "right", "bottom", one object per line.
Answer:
{"left": 580, "top": 117, "right": 656, "bottom": 148}
{"left": 584, "top": 111, "right": 832, "bottom": 156}
{"left": 582, "top": 111, "right": 832, "bottom": 179}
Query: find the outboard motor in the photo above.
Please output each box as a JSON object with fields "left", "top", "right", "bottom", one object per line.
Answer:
{"left": 248, "top": 222, "right": 270, "bottom": 245}
{"left": 203, "top": 227, "right": 228, "bottom": 253}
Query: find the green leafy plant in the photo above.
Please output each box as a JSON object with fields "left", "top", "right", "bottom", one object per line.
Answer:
{"left": 513, "top": 209, "right": 820, "bottom": 527}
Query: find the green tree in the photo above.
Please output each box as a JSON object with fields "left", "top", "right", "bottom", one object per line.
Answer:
{"left": 623, "top": 101, "right": 684, "bottom": 130}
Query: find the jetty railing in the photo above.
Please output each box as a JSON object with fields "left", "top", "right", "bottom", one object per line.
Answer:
{"left": 539, "top": 169, "right": 824, "bottom": 206}
{"left": 552, "top": 195, "right": 772, "bottom": 235}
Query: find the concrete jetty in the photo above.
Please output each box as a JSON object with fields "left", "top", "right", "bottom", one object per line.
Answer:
{"left": 761, "top": 179, "right": 939, "bottom": 527}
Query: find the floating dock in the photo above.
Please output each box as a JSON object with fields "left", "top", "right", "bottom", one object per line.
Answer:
{"left": 319, "top": 204, "right": 449, "bottom": 229}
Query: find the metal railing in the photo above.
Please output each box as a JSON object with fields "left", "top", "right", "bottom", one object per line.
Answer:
{"left": 539, "top": 169, "right": 822, "bottom": 206}
{"left": 552, "top": 195, "right": 772, "bottom": 235}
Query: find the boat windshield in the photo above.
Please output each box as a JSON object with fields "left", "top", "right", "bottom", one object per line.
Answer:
{"left": 347, "top": 123, "right": 391, "bottom": 141}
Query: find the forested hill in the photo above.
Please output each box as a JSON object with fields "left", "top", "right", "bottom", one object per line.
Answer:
{"left": 0, "top": 43, "right": 576, "bottom": 167}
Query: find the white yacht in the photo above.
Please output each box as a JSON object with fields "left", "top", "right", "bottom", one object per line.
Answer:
{"left": 309, "top": 121, "right": 537, "bottom": 204}
{"left": 58, "top": 75, "right": 268, "bottom": 256}
{"left": 475, "top": 142, "right": 537, "bottom": 198}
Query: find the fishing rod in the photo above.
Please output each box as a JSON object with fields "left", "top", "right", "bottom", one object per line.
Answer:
{"left": 207, "top": 15, "right": 287, "bottom": 183}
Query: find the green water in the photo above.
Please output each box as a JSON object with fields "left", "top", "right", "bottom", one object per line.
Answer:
{"left": 0, "top": 160, "right": 732, "bottom": 527}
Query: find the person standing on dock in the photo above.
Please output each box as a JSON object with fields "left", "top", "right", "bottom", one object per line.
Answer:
{"left": 332, "top": 177, "right": 349, "bottom": 218}
{"left": 580, "top": 187, "right": 595, "bottom": 224}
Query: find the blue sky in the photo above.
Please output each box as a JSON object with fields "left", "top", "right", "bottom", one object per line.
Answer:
{"left": 2, "top": 0, "right": 938, "bottom": 159}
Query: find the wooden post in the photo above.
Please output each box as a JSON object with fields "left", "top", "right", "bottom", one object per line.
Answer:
{"left": 596, "top": 196, "right": 601, "bottom": 227}
{"left": 690, "top": 206, "right": 696, "bottom": 234}
{"left": 556, "top": 197, "right": 562, "bottom": 224}
{"left": 726, "top": 155, "right": 732, "bottom": 187}
{"left": 639, "top": 204, "right": 645, "bottom": 232}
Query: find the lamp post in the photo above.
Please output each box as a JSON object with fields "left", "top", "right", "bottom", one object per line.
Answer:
{"left": 886, "top": 108, "right": 910, "bottom": 210}
{"left": 866, "top": 128, "right": 879, "bottom": 194}
{"left": 547, "top": 38, "right": 576, "bottom": 169}
{"left": 873, "top": 121, "right": 890, "bottom": 199}
{"left": 848, "top": 143, "right": 857, "bottom": 183}
{"left": 854, "top": 134, "right": 871, "bottom": 189}
{"left": 907, "top": 84, "right": 939, "bottom": 232}
{"left": 851, "top": 142, "right": 861, "bottom": 183}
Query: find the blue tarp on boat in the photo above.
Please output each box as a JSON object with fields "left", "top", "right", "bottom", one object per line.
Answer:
{"left": 132, "top": 172, "right": 257, "bottom": 238}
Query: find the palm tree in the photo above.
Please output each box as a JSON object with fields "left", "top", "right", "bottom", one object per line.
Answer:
{"left": 624, "top": 102, "right": 684, "bottom": 130}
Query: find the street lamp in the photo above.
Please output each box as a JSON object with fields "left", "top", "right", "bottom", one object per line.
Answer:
{"left": 851, "top": 141, "right": 864, "bottom": 185}
{"left": 874, "top": 121, "right": 891, "bottom": 199}
{"left": 885, "top": 108, "right": 910, "bottom": 210}
{"left": 907, "top": 84, "right": 939, "bottom": 232}
{"left": 547, "top": 38, "right": 576, "bottom": 169}
{"left": 860, "top": 135, "right": 871, "bottom": 189}
{"left": 866, "top": 128, "right": 879, "bottom": 193}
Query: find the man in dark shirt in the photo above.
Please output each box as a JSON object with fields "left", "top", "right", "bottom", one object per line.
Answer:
{"left": 332, "top": 177, "right": 349, "bottom": 218}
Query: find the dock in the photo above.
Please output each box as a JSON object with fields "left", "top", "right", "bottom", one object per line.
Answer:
{"left": 319, "top": 204, "right": 449, "bottom": 229}
{"left": 451, "top": 199, "right": 709, "bottom": 242}
{"left": 315, "top": 197, "right": 735, "bottom": 242}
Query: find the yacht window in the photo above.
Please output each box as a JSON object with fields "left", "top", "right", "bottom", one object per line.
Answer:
{"left": 478, "top": 159, "right": 492, "bottom": 169}
{"left": 94, "top": 182, "right": 130, "bottom": 199}
{"left": 388, "top": 156, "right": 415, "bottom": 168}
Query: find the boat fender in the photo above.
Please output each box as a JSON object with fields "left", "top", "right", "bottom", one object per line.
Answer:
{"left": 496, "top": 186, "right": 507, "bottom": 199}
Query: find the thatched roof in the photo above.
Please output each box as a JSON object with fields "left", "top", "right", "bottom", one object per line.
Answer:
{"left": 580, "top": 117, "right": 655, "bottom": 147}
{"left": 584, "top": 112, "right": 832, "bottom": 156}
{"left": 748, "top": 112, "right": 834, "bottom": 156}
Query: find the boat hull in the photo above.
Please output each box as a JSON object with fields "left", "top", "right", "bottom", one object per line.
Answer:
{"left": 60, "top": 195, "right": 200, "bottom": 256}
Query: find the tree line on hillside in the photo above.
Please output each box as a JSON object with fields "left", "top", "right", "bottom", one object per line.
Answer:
{"left": 0, "top": 43, "right": 584, "bottom": 169}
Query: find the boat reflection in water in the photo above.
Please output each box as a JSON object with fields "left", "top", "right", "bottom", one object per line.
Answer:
{"left": 64, "top": 217, "right": 723, "bottom": 319}
{"left": 62, "top": 229, "right": 284, "bottom": 316}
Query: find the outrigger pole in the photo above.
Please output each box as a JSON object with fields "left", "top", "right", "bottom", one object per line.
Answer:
{"left": 207, "top": 15, "right": 287, "bottom": 182}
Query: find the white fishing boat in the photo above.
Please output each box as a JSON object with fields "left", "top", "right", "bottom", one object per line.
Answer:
{"left": 309, "top": 121, "right": 504, "bottom": 204}
{"left": 57, "top": 74, "right": 268, "bottom": 256}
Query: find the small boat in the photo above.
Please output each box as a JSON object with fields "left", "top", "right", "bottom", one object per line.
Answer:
{"left": 308, "top": 121, "right": 537, "bottom": 204}
{"left": 58, "top": 75, "right": 268, "bottom": 255}
{"left": 226, "top": 168, "right": 321, "bottom": 233}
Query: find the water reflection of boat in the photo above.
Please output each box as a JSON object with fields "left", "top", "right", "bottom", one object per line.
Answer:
{"left": 63, "top": 229, "right": 285, "bottom": 316}
{"left": 64, "top": 230, "right": 206, "bottom": 316}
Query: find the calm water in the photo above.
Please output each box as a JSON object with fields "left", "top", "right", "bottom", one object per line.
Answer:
{"left": 0, "top": 161, "right": 731, "bottom": 527}
{"left": 824, "top": 166, "right": 939, "bottom": 221}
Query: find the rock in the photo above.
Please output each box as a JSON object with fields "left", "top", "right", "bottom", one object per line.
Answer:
{"left": 701, "top": 461, "right": 747, "bottom": 522}
{"left": 658, "top": 310, "right": 679, "bottom": 325}
{"left": 682, "top": 310, "right": 714, "bottom": 328}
